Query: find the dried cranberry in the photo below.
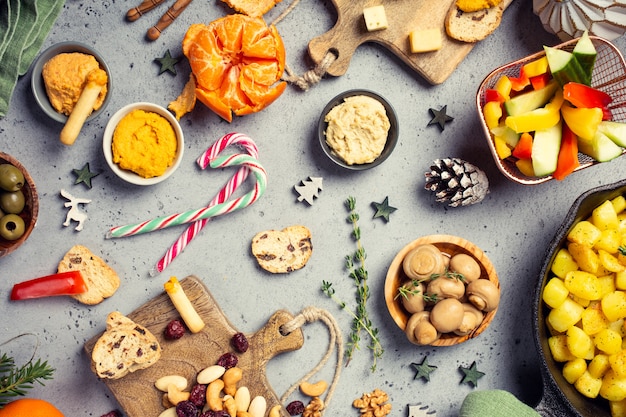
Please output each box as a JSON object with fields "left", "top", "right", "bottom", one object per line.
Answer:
{"left": 216, "top": 352, "right": 238, "bottom": 369}
{"left": 231, "top": 332, "right": 249, "bottom": 353}
{"left": 176, "top": 400, "right": 199, "bottom": 417}
{"left": 212, "top": 412, "right": 230, "bottom": 417}
{"left": 199, "top": 412, "right": 216, "bottom": 417}
{"left": 189, "top": 383, "right": 207, "bottom": 408}
{"left": 100, "top": 411, "right": 122, "bottom": 417}
{"left": 286, "top": 400, "right": 305, "bottom": 415}
{"left": 164, "top": 319, "right": 187, "bottom": 340}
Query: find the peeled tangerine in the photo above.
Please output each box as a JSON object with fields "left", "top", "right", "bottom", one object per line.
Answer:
{"left": 182, "top": 14, "right": 287, "bottom": 122}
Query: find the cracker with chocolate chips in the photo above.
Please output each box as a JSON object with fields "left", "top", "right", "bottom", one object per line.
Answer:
{"left": 251, "top": 225, "right": 313, "bottom": 273}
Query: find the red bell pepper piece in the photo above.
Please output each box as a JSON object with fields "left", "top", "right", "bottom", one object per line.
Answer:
{"left": 512, "top": 132, "right": 533, "bottom": 160}
{"left": 552, "top": 124, "right": 580, "bottom": 181}
{"left": 509, "top": 67, "right": 530, "bottom": 92}
{"left": 10, "top": 271, "right": 87, "bottom": 300}
{"left": 563, "top": 82, "right": 613, "bottom": 120}
{"left": 530, "top": 73, "right": 551, "bottom": 90}
{"left": 485, "top": 89, "right": 505, "bottom": 103}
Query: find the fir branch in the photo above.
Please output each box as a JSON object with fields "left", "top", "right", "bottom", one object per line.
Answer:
{"left": 0, "top": 353, "right": 55, "bottom": 407}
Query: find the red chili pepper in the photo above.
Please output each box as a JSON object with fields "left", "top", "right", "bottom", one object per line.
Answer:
{"left": 512, "top": 132, "right": 533, "bottom": 160}
{"left": 552, "top": 123, "right": 580, "bottom": 181}
{"left": 10, "top": 271, "right": 87, "bottom": 300}
{"left": 563, "top": 82, "right": 613, "bottom": 120}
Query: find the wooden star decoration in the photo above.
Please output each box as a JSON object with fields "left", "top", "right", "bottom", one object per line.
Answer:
{"left": 459, "top": 361, "right": 485, "bottom": 387}
{"left": 411, "top": 356, "right": 437, "bottom": 382}
{"left": 155, "top": 49, "right": 180, "bottom": 75}
{"left": 428, "top": 105, "right": 454, "bottom": 131}
{"left": 372, "top": 196, "right": 397, "bottom": 222}
{"left": 72, "top": 162, "right": 99, "bottom": 189}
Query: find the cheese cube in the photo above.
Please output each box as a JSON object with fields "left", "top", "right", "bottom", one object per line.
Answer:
{"left": 363, "top": 5, "right": 388, "bottom": 32}
{"left": 409, "top": 29, "right": 443, "bottom": 53}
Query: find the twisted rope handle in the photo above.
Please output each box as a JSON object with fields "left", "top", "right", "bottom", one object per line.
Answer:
{"left": 279, "top": 307, "right": 343, "bottom": 415}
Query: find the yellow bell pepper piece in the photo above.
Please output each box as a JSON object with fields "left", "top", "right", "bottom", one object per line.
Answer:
{"left": 494, "top": 135, "right": 512, "bottom": 159}
{"left": 515, "top": 158, "right": 535, "bottom": 176}
{"left": 494, "top": 75, "right": 512, "bottom": 101}
{"left": 483, "top": 100, "right": 502, "bottom": 130}
{"left": 522, "top": 56, "right": 549, "bottom": 78}
{"left": 561, "top": 104, "right": 603, "bottom": 142}
{"left": 505, "top": 90, "right": 564, "bottom": 133}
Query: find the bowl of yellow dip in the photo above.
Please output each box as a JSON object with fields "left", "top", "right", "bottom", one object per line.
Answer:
{"left": 318, "top": 89, "right": 399, "bottom": 170}
{"left": 31, "top": 41, "right": 112, "bottom": 123}
{"left": 102, "top": 102, "right": 184, "bottom": 186}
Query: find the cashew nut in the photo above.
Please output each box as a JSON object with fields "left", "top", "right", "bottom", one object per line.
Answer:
{"left": 157, "top": 407, "right": 177, "bottom": 417}
{"left": 248, "top": 395, "right": 267, "bottom": 417}
{"left": 167, "top": 383, "right": 190, "bottom": 405}
{"left": 197, "top": 365, "right": 226, "bottom": 384}
{"left": 234, "top": 386, "right": 251, "bottom": 412}
{"left": 207, "top": 378, "right": 225, "bottom": 411}
{"left": 155, "top": 375, "right": 188, "bottom": 392}
{"left": 223, "top": 395, "right": 237, "bottom": 417}
{"left": 268, "top": 405, "right": 282, "bottom": 417}
{"left": 223, "top": 366, "right": 243, "bottom": 396}
{"left": 300, "top": 380, "right": 328, "bottom": 397}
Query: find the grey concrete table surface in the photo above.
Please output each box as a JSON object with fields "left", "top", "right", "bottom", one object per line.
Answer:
{"left": 1, "top": 0, "right": 625, "bottom": 416}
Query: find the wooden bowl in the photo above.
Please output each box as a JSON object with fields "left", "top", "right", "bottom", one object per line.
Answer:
{"left": 0, "top": 153, "right": 38, "bottom": 258}
{"left": 384, "top": 234, "right": 499, "bottom": 346}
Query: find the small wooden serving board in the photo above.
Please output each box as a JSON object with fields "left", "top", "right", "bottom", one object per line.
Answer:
{"left": 308, "top": 0, "right": 512, "bottom": 84}
{"left": 84, "top": 276, "right": 304, "bottom": 417}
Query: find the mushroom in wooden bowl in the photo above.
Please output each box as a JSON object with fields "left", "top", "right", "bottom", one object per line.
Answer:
{"left": 0, "top": 152, "right": 38, "bottom": 258}
{"left": 384, "top": 235, "right": 500, "bottom": 346}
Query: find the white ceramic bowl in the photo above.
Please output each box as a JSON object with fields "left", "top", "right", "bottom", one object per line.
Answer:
{"left": 31, "top": 41, "right": 112, "bottom": 123}
{"left": 102, "top": 102, "right": 184, "bottom": 186}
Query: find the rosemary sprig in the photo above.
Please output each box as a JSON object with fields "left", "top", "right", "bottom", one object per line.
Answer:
{"left": 0, "top": 353, "right": 55, "bottom": 407}
{"left": 321, "top": 196, "right": 383, "bottom": 372}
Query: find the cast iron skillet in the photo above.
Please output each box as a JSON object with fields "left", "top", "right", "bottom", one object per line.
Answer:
{"left": 533, "top": 178, "right": 626, "bottom": 416}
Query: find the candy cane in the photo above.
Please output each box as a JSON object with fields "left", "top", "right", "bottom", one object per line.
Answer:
{"left": 150, "top": 132, "right": 259, "bottom": 276}
{"left": 106, "top": 153, "right": 266, "bottom": 238}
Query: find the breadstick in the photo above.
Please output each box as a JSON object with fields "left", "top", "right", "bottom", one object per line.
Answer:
{"left": 60, "top": 68, "right": 107, "bottom": 146}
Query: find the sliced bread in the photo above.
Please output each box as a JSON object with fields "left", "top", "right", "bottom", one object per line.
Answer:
{"left": 91, "top": 311, "right": 162, "bottom": 379}
{"left": 57, "top": 245, "right": 120, "bottom": 305}
{"left": 251, "top": 225, "right": 313, "bottom": 273}
{"left": 445, "top": 2, "right": 505, "bottom": 43}
{"left": 221, "top": 0, "right": 282, "bottom": 17}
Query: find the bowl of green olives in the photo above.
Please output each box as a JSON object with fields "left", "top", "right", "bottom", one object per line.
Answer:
{"left": 0, "top": 153, "right": 38, "bottom": 257}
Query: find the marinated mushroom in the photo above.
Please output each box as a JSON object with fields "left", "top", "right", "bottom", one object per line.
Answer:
{"left": 429, "top": 298, "right": 464, "bottom": 333}
{"left": 449, "top": 253, "right": 482, "bottom": 283}
{"left": 402, "top": 244, "right": 447, "bottom": 280}
{"left": 405, "top": 311, "right": 440, "bottom": 345}
{"left": 466, "top": 279, "right": 500, "bottom": 312}
{"left": 454, "top": 303, "right": 484, "bottom": 336}
{"left": 426, "top": 276, "right": 465, "bottom": 300}
{"left": 400, "top": 280, "right": 426, "bottom": 314}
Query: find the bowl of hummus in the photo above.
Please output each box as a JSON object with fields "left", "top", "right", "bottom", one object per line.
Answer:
{"left": 318, "top": 89, "right": 398, "bottom": 170}
{"left": 102, "top": 102, "right": 184, "bottom": 186}
{"left": 31, "top": 41, "right": 112, "bottom": 123}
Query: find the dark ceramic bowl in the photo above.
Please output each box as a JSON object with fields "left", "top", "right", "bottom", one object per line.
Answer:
{"left": 0, "top": 152, "right": 38, "bottom": 258}
{"left": 533, "top": 179, "right": 626, "bottom": 416}
{"left": 31, "top": 41, "right": 112, "bottom": 123}
{"left": 318, "top": 89, "right": 399, "bottom": 170}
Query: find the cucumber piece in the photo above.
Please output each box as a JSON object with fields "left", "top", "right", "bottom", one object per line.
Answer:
{"left": 491, "top": 126, "right": 520, "bottom": 148}
{"left": 503, "top": 80, "right": 558, "bottom": 117}
{"left": 544, "top": 46, "right": 586, "bottom": 86}
{"left": 573, "top": 31, "right": 596, "bottom": 85}
{"left": 532, "top": 121, "right": 562, "bottom": 177}
{"left": 578, "top": 131, "right": 624, "bottom": 162}
{"left": 596, "top": 121, "right": 626, "bottom": 148}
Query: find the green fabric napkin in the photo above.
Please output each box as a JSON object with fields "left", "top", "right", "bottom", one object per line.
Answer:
{"left": 0, "top": 0, "right": 65, "bottom": 117}
{"left": 460, "top": 390, "right": 540, "bottom": 417}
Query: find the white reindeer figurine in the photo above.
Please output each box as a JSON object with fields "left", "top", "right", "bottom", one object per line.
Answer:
{"left": 60, "top": 189, "right": 91, "bottom": 231}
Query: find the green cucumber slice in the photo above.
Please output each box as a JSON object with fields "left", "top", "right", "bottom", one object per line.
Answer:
{"left": 578, "top": 131, "right": 624, "bottom": 162}
{"left": 597, "top": 121, "right": 626, "bottom": 148}
{"left": 573, "top": 31, "right": 596, "bottom": 86}
{"left": 503, "top": 81, "right": 558, "bottom": 117}
{"left": 532, "top": 121, "right": 562, "bottom": 177}
{"left": 544, "top": 46, "right": 586, "bottom": 86}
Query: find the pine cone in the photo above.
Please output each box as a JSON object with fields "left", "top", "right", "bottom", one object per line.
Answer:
{"left": 424, "top": 158, "right": 489, "bottom": 207}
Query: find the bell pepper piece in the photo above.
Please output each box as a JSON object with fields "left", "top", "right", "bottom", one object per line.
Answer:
{"left": 561, "top": 104, "right": 603, "bottom": 141}
{"left": 483, "top": 100, "right": 503, "bottom": 130}
{"left": 509, "top": 67, "right": 530, "bottom": 92}
{"left": 515, "top": 158, "right": 535, "bottom": 177}
{"left": 563, "top": 82, "right": 613, "bottom": 120}
{"left": 522, "top": 56, "right": 549, "bottom": 78}
{"left": 11, "top": 271, "right": 87, "bottom": 300}
{"left": 512, "top": 132, "right": 533, "bottom": 159}
{"left": 530, "top": 73, "right": 551, "bottom": 90}
{"left": 485, "top": 89, "right": 505, "bottom": 103}
{"left": 552, "top": 123, "right": 580, "bottom": 181}
{"left": 494, "top": 135, "right": 512, "bottom": 159}
{"left": 494, "top": 75, "right": 512, "bottom": 101}
{"left": 505, "top": 90, "right": 564, "bottom": 133}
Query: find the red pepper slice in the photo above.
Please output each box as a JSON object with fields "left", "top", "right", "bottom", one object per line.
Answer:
{"left": 485, "top": 89, "right": 505, "bottom": 103}
{"left": 512, "top": 132, "right": 533, "bottom": 160}
{"left": 529, "top": 73, "right": 551, "bottom": 90}
{"left": 10, "top": 271, "right": 88, "bottom": 300}
{"left": 563, "top": 82, "right": 613, "bottom": 120}
{"left": 552, "top": 123, "right": 580, "bottom": 181}
{"left": 509, "top": 67, "right": 530, "bottom": 92}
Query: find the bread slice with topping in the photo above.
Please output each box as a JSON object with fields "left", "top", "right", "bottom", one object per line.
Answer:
{"left": 251, "top": 225, "right": 313, "bottom": 273}
{"left": 57, "top": 245, "right": 120, "bottom": 305}
{"left": 445, "top": 2, "right": 505, "bottom": 43}
{"left": 91, "top": 311, "right": 162, "bottom": 379}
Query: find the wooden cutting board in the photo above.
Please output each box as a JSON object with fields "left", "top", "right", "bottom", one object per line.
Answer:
{"left": 84, "top": 275, "right": 304, "bottom": 417}
{"left": 308, "top": 0, "right": 513, "bottom": 84}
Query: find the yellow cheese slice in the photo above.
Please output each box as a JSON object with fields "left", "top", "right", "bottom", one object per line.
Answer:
{"left": 409, "top": 29, "right": 443, "bottom": 53}
{"left": 363, "top": 5, "right": 388, "bottom": 32}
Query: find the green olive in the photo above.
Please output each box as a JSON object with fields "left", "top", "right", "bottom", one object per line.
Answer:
{"left": 0, "top": 214, "right": 25, "bottom": 241}
{"left": 0, "top": 164, "right": 25, "bottom": 192}
{"left": 0, "top": 190, "right": 25, "bottom": 214}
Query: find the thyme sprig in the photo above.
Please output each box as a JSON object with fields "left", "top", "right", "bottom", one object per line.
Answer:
{"left": 321, "top": 196, "right": 383, "bottom": 372}
{"left": 0, "top": 353, "right": 55, "bottom": 407}
{"left": 395, "top": 270, "right": 466, "bottom": 302}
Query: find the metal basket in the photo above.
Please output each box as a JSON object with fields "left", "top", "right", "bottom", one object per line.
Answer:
{"left": 476, "top": 36, "right": 626, "bottom": 185}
